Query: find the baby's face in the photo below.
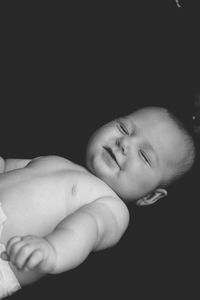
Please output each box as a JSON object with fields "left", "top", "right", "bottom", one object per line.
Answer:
{"left": 86, "top": 107, "right": 188, "bottom": 202}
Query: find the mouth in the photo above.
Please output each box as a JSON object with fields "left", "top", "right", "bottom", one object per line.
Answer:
{"left": 103, "top": 146, "right": 120, "bottom": 168}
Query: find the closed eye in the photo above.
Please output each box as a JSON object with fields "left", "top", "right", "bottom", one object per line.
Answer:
{"left": 117, "top": 120, "right": 129, "bottom": 135}
{"left": 139, "top": 150, "right": 151, "bottom": 166}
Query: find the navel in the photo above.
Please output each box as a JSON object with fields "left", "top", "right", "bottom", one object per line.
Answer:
{"left": 71, "top": 184, "right": 77, "bottom": 196}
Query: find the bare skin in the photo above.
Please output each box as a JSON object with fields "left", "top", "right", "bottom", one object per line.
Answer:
{"left": 0, "top": 156, "right": 129, "bottom": 285}
{"left": 0, "top": 106, "right": 194, "bottom": 290}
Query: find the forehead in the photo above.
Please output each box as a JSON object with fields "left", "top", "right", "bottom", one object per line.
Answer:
{"left": 128, "top": 107, "right": 170, "bottom": 126}
{"left": 126, "top": 108, "right": 188, "bottom": 165}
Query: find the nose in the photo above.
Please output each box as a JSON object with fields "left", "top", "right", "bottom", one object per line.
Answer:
{"left": 116, "top": 137, "right": 129, "bottom": 155}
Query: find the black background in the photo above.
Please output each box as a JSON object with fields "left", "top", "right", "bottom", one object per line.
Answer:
{"left": 1, "top": 1, "right": 199, "bottom": 299}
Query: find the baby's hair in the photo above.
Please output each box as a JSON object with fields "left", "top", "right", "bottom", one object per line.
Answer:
{"left": 160, "top": 108, "right": 196, "bottom": 188}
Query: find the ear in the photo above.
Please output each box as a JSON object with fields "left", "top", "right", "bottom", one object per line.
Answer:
{"left": 136, "top": 188, "right": 168, "bottom": 206}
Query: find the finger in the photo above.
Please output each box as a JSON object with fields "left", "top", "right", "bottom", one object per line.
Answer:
{"left": 6, "top": 236, "right": 22, "bottom": 254}
{"left": 0, "top": 251, "right": 10, "bottom": 261}
{"left": 13, "top": 244, "right": 34, "bottom": 270}
{"left": 7, "top": 240, "right": 26, "bottom": 265}
{"left": 25, "top": 250, "right": 44, "bottom": 270}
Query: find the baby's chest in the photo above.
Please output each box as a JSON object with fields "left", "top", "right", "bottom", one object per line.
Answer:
{"left": 0, "top": 171, "right": 72, "bottom": 215}
{"left": 67, "top": 171, "right": 115, "bottom": 210}
{"left": 0, "top": 169, "right": 112, "bottom": 218}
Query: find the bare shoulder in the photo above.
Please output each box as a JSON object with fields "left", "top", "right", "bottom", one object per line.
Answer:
{"left": 87, "top": 176, "right": 130, "bottom": 235}
{"left": 26, "top": 155, "right": 86, "bottom": 172}
{"left": 80, "top": 173, "right": 122, "bottom": 201}
{"left": 96, "top": 194, "right": 130, "bottom": 230}
{"left": 88, "top": 194, "right": 130, "bottom": 251}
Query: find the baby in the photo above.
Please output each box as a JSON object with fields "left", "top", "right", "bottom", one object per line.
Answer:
{"left": 0, "top": 106, "right": 195, "bottom": 298}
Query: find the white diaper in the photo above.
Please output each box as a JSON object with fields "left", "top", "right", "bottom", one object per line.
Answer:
{"left": 0, "top": 203, "right": 21, "bottom": 299}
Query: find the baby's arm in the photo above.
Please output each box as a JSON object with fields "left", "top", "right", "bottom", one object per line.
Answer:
{"left": 4, "top": 196, "right": 129, "bottom": 274}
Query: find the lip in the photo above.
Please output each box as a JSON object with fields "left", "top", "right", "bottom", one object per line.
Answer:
{"left": 102, "top": 146, "right": 120, "bottom": 168}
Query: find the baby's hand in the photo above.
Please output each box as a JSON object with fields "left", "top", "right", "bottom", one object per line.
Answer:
{"left": 4, "top": 235, "right": 56, "bottom": 273}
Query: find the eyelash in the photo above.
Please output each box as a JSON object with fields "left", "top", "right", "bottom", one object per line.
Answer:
{"left": 117, "top": 120, "right": 129, "bottom": 135}
{"left": 139, "top": 150, "right": 151, "bottom": 166}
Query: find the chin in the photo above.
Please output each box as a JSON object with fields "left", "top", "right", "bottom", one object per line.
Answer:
{"left": 91, "top": 165, "right": 112, "bottom": 187}
{"left": 86, "top": 154, "right": 103, "bottom": 175}
{"left": 90, "top": 165, "right": 106, "bottom": 179}
{"left": 86, "top": 158, "right": 100, "bottom": 176}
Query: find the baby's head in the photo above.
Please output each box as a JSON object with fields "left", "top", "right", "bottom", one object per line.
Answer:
{"left": 86, "top": 106, "right": 196, "bottom": 206}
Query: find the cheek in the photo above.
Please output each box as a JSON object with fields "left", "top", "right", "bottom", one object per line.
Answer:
{"left": 89, "top": 128, "right": 116, "bottom": 151}
{"left": 125, "top": 159, "right": 145, "bottom": 179}
{"left": 123, "top": 165, "right": 158, "bottom": 195}
{"left": 87, "top": 134, "right": 102, "bottom": 156}
{"left": 136, "top": 170, "right": 160, "bottom": 195}
{"left": 89, "top": 129, "right": 107, "bottom": 146}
